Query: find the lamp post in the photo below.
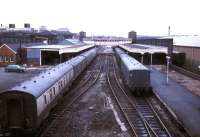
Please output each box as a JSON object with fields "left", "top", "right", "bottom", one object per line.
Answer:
{"left": 150, "top": 51, "right": 154, "bottom": 70}
{"left": 141, "top": 52, "right": 144, "bottom": 64}
{"left": 166, "top": 55, "right": 171, "bottom": 84}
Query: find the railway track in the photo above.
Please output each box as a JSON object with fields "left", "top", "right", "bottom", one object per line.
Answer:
{"left": 38, "top": 55, "right": 103, "bottom": 137}
{"left": 106, "top": 55, "right": 172, "bottom": 137}
{"left": 171, "top": 64, "right": 200, "bottom": 80}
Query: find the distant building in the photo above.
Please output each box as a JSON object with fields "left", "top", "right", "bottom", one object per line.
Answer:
{"left": 172, "top": 35, "right": 200, "bottom": 66}
{"left": 79, "top": 31, "right": 86, "bottom": 41}
{"left": 9, "top": 24, "right": 15, "bottom": 28}
{"left": 39, "top": 26, "right": 48, "bottom": 32}
{"left": 24, "top": 23, "right": 31, "bottom": 28}
{"left": 137, "top": 36, "right": 173, "bottom": 57}
{"left": 0, "top": 23, "right": 74, "bottom": 45}
{"left": 128, "top": 31, "right": 137, "bottom": 43}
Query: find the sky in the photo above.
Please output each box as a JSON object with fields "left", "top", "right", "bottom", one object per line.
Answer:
{"left": 0, "top": 0, "right": 200, "bottom": 37}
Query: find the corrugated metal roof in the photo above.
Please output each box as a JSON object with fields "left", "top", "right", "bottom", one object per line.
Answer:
{"left": 119, "top": 44, "right": 167, "bottom": 54}
{"left": 173, "top": 36, "right": 200, "bottom": 47}
{"left": 26, "top": 44, "right": 95, "bottom": 54}
{"left": 163, "top": 36, "right": 200, "bottom": 47}
{"left": 58, "top": 39, "right": 84, "bottom": 45}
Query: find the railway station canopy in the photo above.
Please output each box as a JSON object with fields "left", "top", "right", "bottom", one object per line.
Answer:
{"left": 26, "top": 44, "right": 94, "bottom": 54}
{"left": 119, "top": 44, "right": 168, "bottom": 54}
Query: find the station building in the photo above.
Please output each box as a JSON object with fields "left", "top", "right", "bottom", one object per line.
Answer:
{"left": 26, "top": 39, "right": 95, "bottom": 66}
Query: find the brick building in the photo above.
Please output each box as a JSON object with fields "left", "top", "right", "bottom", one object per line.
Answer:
{"left": 0, "top": 44, "right": 17, "bottom": 66}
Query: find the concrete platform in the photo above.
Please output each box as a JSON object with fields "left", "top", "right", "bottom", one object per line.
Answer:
{"left": 151, "top": 69, "right": 200, "bottom": 137}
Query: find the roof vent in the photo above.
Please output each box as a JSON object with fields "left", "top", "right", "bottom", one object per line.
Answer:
{"left": 23, "top": 86, "right": 26, "bottom": 89}
{"left": 42, "top": 76, "right": 44, "bottom": 78}
{"left": 48, "top": 72, "right": 50, "bottom": 74}
{"left": 34, "top": 80, "right": 36, "bottom": 83}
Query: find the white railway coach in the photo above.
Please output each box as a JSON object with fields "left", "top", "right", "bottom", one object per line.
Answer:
{"left": 0, "top": 47, "right": 97, "bottom": 136}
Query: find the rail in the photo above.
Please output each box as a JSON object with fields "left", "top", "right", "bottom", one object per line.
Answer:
{"left": 106, "top": 55, "right": 172, "bottom": 137}
{"left": 39, "top": 56, "right": 102, "bottom": 137}
{"left": 171, "top": 64, "right": 200, "bottom": 81}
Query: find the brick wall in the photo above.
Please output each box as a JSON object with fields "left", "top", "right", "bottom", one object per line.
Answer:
{"left": 0, "top": 45, "right": 16, "bottom": 66}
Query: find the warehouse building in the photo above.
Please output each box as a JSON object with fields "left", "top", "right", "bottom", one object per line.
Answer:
{"left": 172, "top": 36, "right": 200, "bottom": 67}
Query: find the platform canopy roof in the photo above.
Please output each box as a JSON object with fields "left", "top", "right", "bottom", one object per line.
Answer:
{"left": 58, "top": 39, "right": 84, "bottom": 45}
{"left": 26, "top": 44, "right": 95, "bottom": 54}
{"left": 119, "top": 44, "right": 167, "bottom": 54}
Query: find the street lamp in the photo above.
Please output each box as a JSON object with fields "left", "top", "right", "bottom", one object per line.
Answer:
{"left": 166, "top": 55, "right": 171, "bottom": 84}
{"left": 141, "top": 52, "right": 144, "bottom": 64}
{"left": 149, "top": 50, "right": 154, "bottom": 70}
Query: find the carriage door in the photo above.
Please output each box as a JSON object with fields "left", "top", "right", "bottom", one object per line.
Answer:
{"left": 7, "top": 99, "right": 24, "bottom": 128}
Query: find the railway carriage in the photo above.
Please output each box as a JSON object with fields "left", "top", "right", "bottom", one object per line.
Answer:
{"left": 114, "top": 48, "right": 126, "bottom": 67}
{"left": 0, "top": 48, "right": 97, "bottom": 136}
{"left": 115, "top": 47, "right": 152, "bottom": 96}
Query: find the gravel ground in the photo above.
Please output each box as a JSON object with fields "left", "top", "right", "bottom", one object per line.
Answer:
{"left": 153, "top": 65, "right": 200, "bottom": 97}
{"left": 62, "top": 72, "right": 131, "bottom": 137}
{"left": 41, "top": 54, "right": 131, "bottom": 137}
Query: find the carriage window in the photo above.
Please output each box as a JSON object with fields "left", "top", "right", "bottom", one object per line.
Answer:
{"left": 58, "top": 81, "right": 61, "bottom": 90}
{"left": 44, "top": 95, "right": 47, "bottom": 104}
{"left": 50, "top": 89, "right": 53, "bottom": 100}
{"left": 61, "top": 81, "right": 63, "bottom": 88}
{"left": 53, "top": 87, "right": 56, "bottom": 95}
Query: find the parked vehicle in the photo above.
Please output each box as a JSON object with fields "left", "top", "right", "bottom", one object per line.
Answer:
{"left": 5, "top": 65, "right": 26, "bottom": 73}
{"left": 0, "top": 48, "right": 97, "bottom": 136}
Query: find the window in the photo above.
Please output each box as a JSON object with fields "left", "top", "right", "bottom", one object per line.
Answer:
{"left": 10, "top": 56, "right": 14, "bottom": 62}
{"left": 60, "top": 81, "right": 63, "bottom": 88}
{"left": 58, "top": 81, "right": 61, "bottom": 90}
{"left": 5, "top": 56, "right": 8, "bottom": 62}
{"left": 53, "top": 87, "right": 56, "bottom": 95}
{"left": 44, "top": 95, "right": 47, "bottom": 104}
{"left": 49, "top": 89, "right": 53, "bottom": 100}
{"left": 1, "top": 56, "right": 4, "bottom": 62}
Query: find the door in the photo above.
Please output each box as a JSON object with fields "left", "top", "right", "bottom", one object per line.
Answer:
{"left": 7, "top": 99, "right": 24, "bottom": 128}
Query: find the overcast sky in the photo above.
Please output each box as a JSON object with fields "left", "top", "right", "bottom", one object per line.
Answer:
{"left": 0, "top": 0, "right": 199, "bottom": 37}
